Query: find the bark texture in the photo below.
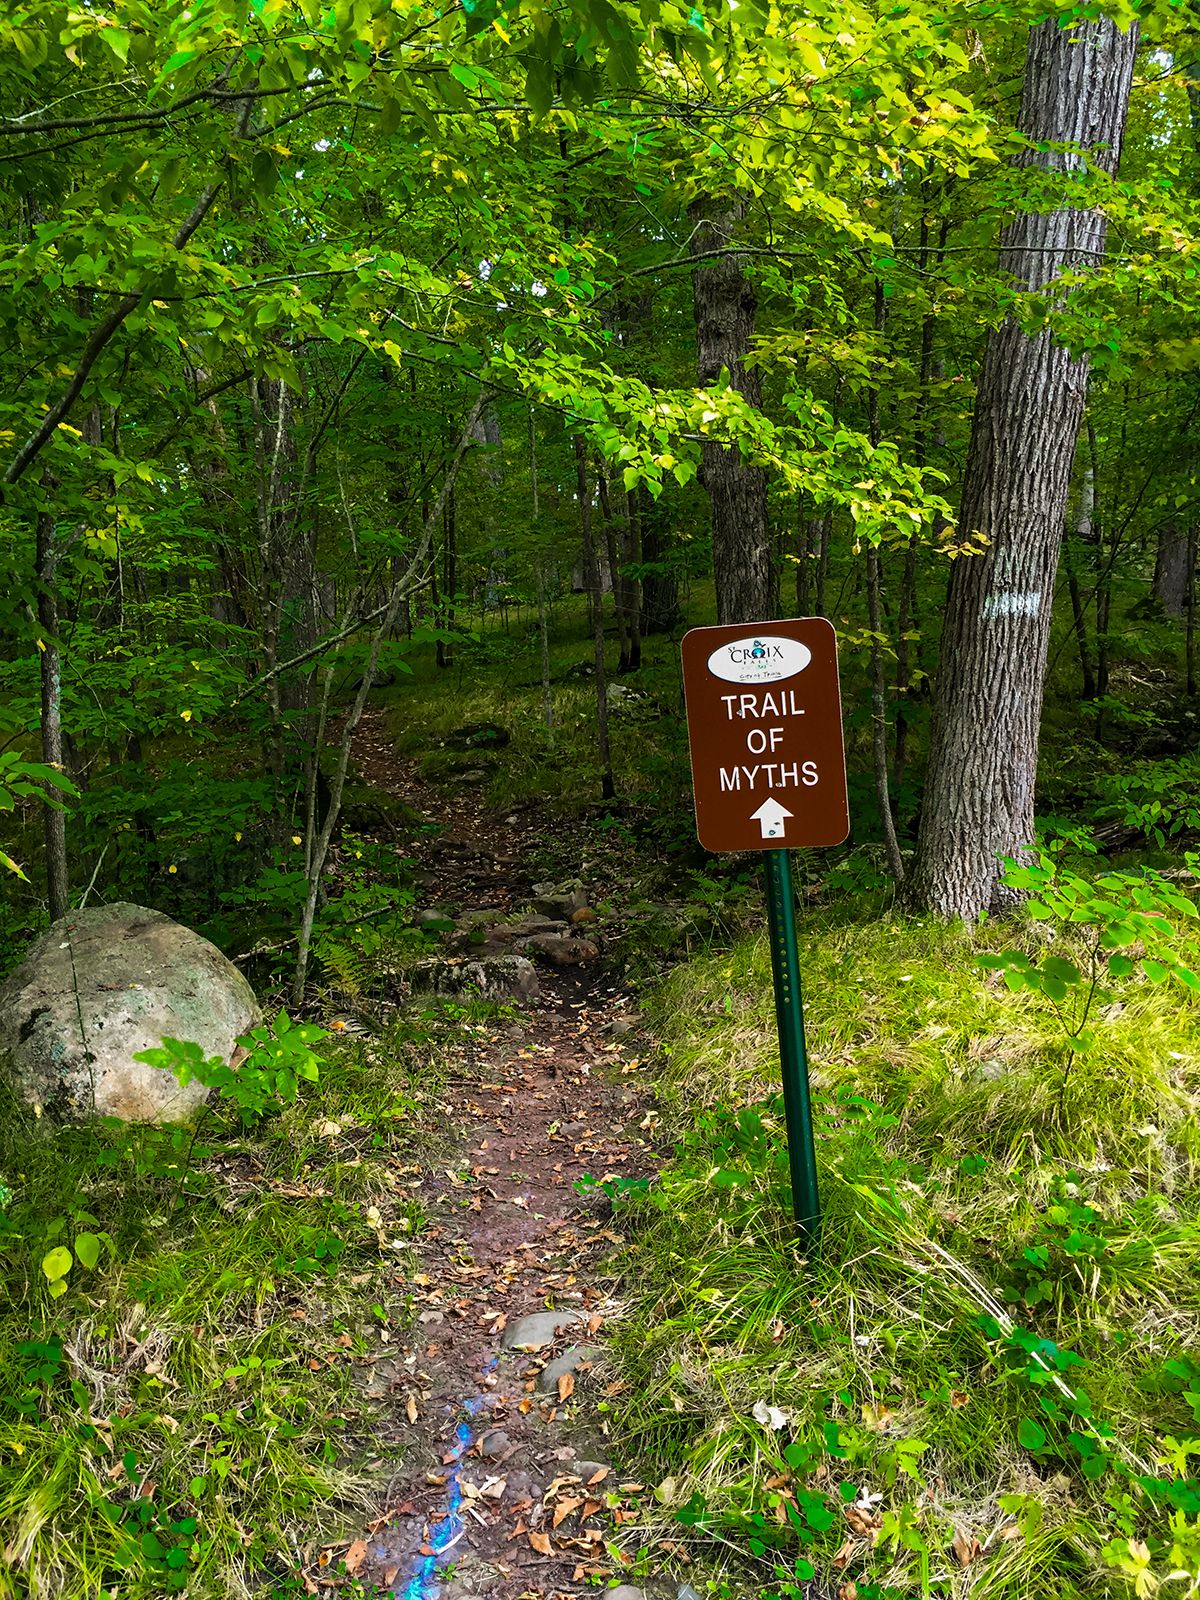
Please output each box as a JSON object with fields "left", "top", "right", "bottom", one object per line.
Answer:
{"left": 690, "top": 198, "right": 771, "bottom": 625}
{"left": 1154, "top": 522, "right": 1190, "bottom": 618}
{"left": 909, "top": 15, "right": 1138, "bottom": 920}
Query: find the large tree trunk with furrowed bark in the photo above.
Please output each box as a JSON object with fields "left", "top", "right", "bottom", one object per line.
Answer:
{"left": 908, "top": 14, "right": 1138, "bottom": 921}
{"left": 690, "top": 197, "right": 772, "bottom": 625}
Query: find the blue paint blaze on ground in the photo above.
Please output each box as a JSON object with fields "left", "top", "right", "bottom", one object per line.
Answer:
{"left": 398, "top": 1420, "right": 472, "bottom": 1600}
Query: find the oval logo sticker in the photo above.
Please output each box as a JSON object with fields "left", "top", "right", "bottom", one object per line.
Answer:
{"left": 706, "top": 634, "right": 812, "bottom": 685}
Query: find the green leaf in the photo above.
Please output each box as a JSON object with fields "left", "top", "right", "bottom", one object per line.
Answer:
{"left": 1141, "top": 958, "right": 1168, "bottom": 982}
{"left": 74, "top": 1233, "right": 101, "bottom": 1271}
{"left": 1041, "top": 956, "right": 1081, "bottom": 984}
{"left": 1017, "top": 1419, "right": 1047, "bottom": 1451}
{"left": 41, "top": 1246, "right": 73, "bottom": 1282}
{"left": 47, "top": 1278, "right": 68, "bottom": 1299}
{"left": 1107, "top": 954, "right": 1135, "bottom": 978}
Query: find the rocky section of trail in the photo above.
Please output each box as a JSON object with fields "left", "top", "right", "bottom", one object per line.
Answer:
{"left": 304, "top": 708, "right": 690, "bottom": 1600}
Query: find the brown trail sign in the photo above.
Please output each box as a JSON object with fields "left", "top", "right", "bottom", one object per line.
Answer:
{"left": 680, "top": 617, "right": 850, "bottom": 1243}
{"left": 680, "top": 617, "right": 849, "bottom": 854}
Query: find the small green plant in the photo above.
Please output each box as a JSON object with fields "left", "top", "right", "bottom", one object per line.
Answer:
{"left": 134, "top": 1011, "right": 327, "bottom": 1127}
{"left": 976, "top": 855, "right": 1200, "bottom": 1060}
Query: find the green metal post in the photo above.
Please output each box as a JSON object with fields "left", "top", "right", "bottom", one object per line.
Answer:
{"left": 764, "top": 848, "right": 820, "bottom": 1241}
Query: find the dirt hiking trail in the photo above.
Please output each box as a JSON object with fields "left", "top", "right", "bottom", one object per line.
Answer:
{"left": 325, "top": 711, "right": 678, "bottom": 1600}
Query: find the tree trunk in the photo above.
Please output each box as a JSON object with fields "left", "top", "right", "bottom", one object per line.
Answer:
{"left": 1189, "top": 524, "right": 1198, "bottom": 697}
{"left": 690, "top": 196, "right": 772, "bottom": 624}
{"left": 867, "top": 277, "right": 905, "bottom": 881}
{"left": 574, "top": 435, "right": 615, "bottom": 800}
{"left": 1154, "top": 521, "right": 1189, "bottom": 619}
{"left": 624, "top": 485, "right": 643, "bottom": 669}
{"left": 908, "top": 14, "right": 1138, "bottom": 920}
{"left": 1066, "top": 440, "right": 1098, "bottom": 698}
{"left": 640, "top": 486, "right": 680, "bottom": 634}
{"left": 36, "top": 472, "right": 68, "bottom": 921}
{"left": 597, "top": 466, "right": 630, "bottom": 670}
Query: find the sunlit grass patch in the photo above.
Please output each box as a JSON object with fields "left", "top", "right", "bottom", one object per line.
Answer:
{"left": 0, "top": 1030, "right": 452, "bottom": 1598}
{"left": 614, "top": 910, "right": 1200, "bottom": 1598}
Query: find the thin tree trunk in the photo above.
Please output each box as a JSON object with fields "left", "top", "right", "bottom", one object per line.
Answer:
{"left": 909, "top": 14, "right": 1138, "bottom": 919}
{"left": 36, "top": 473, "right": 68, "bottom": 921}
{"left": 796, "top": 494, "right": 812, "bottom": 615}
{"left": 867, "top": 277, "right": 905, "bottom": 881}
{"left": 1092, "top": 419, "right": 1111, "bottom": 724}
{"left": 531, "top": 412, "right": 555, "bottom": 747}
{"left": 574, "top": 435, "right": 614, "bottom": 800}
{"left": 625, "top": 485, "right": 643, "bottom": 669}
{"left": 291, "top": 390, "right": 491, "bottom": 1003}
{"left": 815, "top": 511, "right": 831, "bottom": 617}
{"left": 690, "top": 196, "right": 772, "bottom": 624}
{"left": 895, "top": 206, "right": 950, "bottom": 793}
{"left": 597, "top": 467, "right": 630, "bottom": 670}
{"left": 1189, "top": 525, "right": 1198, "bottom": 697}
{"left": 1066, "top": 437, "right": 1098, "bottom": 699}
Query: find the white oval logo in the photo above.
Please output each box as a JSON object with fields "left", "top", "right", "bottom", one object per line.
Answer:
{"left": 706, "top": 634, "right": 811, "bottom": 685}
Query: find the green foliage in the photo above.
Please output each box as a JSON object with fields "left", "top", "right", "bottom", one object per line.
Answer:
{"left": 0, "top": 752, "right": 76, "bottom": 879}
{"left": 975, "top": 856, "right": 1200, "bottom": 1054}
{"left": 133, "top": 1012, "right": 327, "bottom": 1126}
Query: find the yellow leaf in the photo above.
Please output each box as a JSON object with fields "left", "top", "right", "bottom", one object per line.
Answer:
{"left": 180, "top": 709, "right": 192, "bottom": 722}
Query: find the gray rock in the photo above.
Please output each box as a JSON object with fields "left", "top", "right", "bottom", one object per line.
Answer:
{"left": 525, "top": 934, "right": 599, "bottom": 967}
{"left": 499, "top": 1309, "right": 586, "bottom": 1351}
{"left": 413, "top": 955, "right": 539, "bottom": 1005}
{"left": 349, "top": 667, "right": 395, "bottom": 690}
{"left": 479, "top": 1428, "right": 510, "bottom": 1459}
{"left": 0, "top": 903, "right": 260, "bottom": 1124}
{"left": 601, "top": 1588, "right": 647, "bottom": 1600}
{"left": 411, "top": 908, "right": 455, "bottom": 931}
{"left": 678, "top": 1588, "right": 704, "bottom": 1600}
{"left": 537, "top": 1345, "right": 598, "bottom": 1392}
{"left": 531, "top": 880, "right": 589, "bottom": 919}
{"left": 574, "top": 1459, "right": 612, "bottom": 1483}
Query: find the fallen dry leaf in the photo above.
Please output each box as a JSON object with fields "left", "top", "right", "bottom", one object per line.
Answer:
{"left": 507, "top": 1519, "right": 530, "bottom": 1541}
{"left": 950, "top": 1390, "right": 969, "bottom": 1408}
{"left": 384, "top": 1568, "right": 398, "bottom": 1584}
{"left": 518, "top": 1396, "right": 533, "bottom": 1414}
{"left": 845, "top": 1508, "right": 883, "bottom": 1537}
{"left": 587, "top": 1313, "right": 603, "bottom": 1334}
{"left": 832, "top": 1538, "right": 858, "bottom": 1570}
{"left": 558, "top": 1372, "right": 575, "bottom": 1402}
{"left": 952, "top": 1529, "right": 981, "bottom": 1568}
{"left": 406, "top": 1394, "right": 418, "bottom": 1424}
{"left": 528, "top": 1530, "right": 553, "bottom": 1555}
{"left": 582, "top": 1498, "right": 603, "bottom": 1519}
{"left": 553, "top": 1497, "right": 584, "bottom": 1528}
{"left": 586, "top": 1467, "right": 609, "bottom": 1486}
{"left": 343, "top": 1540, "right": 367, "bottom": 1574}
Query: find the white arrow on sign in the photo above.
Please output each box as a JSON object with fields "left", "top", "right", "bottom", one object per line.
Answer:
{"left": 751, "top": 797, "right": 793, "bottom": 840}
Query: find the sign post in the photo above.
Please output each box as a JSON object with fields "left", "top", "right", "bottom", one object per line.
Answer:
{"left": 680, "top": 618, "right": 849, "bottom": 1242}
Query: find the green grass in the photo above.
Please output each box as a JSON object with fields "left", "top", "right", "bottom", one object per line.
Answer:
{"left": 606, "top": 904, "right": 1200, "bottom": 1599}
{"left": 0, "top": 1021, "right": 461, "bottom": 1600}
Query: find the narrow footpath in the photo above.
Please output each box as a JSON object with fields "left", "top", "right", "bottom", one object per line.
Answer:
{"left": 325, "top": 712, "right": 679, "bottom": 1600}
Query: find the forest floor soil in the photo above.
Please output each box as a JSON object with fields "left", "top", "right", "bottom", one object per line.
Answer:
{"left": 323, "top": 709, "right": 673, "bottom": 1600}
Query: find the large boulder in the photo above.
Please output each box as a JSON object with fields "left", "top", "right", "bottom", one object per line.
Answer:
{"left": 412, "top": 954, "right": 540, "bottom": 1005}
{"left": 0, "top": 903, "right": 261, "bottom": 1124}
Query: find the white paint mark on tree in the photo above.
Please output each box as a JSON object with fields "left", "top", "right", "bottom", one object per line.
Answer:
{"left": 981, "top": 591, "right": 1041, "bottom": 620}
